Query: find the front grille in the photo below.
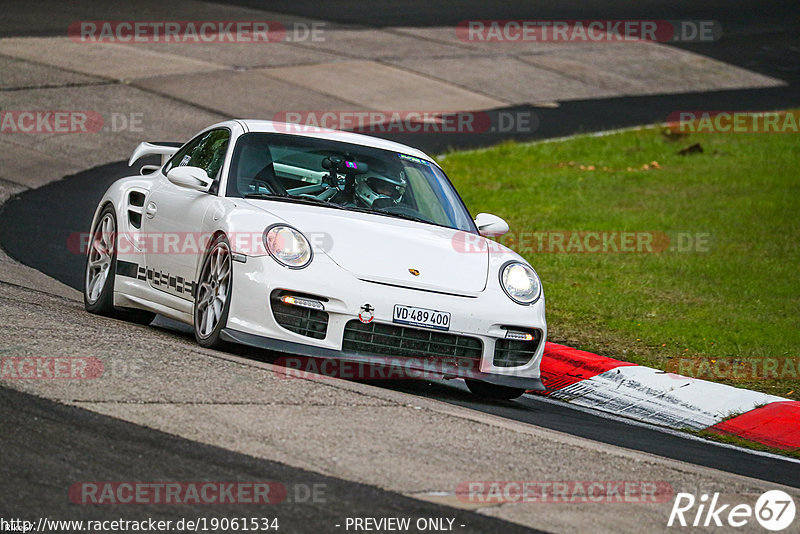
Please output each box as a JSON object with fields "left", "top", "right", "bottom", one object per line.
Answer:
{"left": 493, "top": 329, "right": 543, "bottom": 367}
{"left": 342, "top": 320, "right": 482, "bottom": 367}
{"left": 270, "top": 297, "right": 328, "bottom": 339}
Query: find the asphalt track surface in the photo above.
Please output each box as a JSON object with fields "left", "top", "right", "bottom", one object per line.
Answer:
{"left": 2, "top": 1, "right": 800, "bottom": 529}
{"left": 219, "top": 0, "right": 799, "bottom": 29}
{"left": 227, "top": 0, "right": 800, "bottom": 152}
{"left": 214, "top": 0, "right": 800, "bottom": 154}
{"left": 0, "top": 2, "right": 798, "bottom": 153}
{"left": 0, "top": 162, "right": 798, "bottom": 490}
{"left": 0, "top": 386, "right": 546, "bottom": 534}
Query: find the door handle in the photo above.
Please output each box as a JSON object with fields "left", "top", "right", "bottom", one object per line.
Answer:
{"left": 146, "top": 201, "right": 157, "bottom": 219}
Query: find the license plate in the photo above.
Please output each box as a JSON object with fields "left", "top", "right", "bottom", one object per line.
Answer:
{"left": 393, "top": 304, "right": 451, "bottom": 331}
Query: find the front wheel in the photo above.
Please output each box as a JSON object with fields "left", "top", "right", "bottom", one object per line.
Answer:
{"left": 84, "top": 207, "right": 117, "bottom": 315}
{"left": 194, "top": 234, "right": 233, "bottom": 349}
{"left": 465, "top": 379, "right": 526, "bottom": 400}
{"left": 84, "top": 205, "right": 155, "bottom": 325}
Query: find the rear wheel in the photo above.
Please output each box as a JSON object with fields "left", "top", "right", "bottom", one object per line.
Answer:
{"left": 465, "top": 379, "right": 526, "bottom": 400}
{"left": 84, "top": 205, "right": 155, "bottom": 325}
{"left": 194, "top": 234, "right": 233, "bottom": 349}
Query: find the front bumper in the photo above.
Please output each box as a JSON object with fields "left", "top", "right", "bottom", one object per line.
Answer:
{"left": 221, "top": 327, "right": 544, "bottom": 390}
{"left": 225, "top": 253, "right": 547, "bottom": 390}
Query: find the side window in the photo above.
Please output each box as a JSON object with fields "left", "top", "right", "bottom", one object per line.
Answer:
{"left": 164, "top": 129, "right": 230, "bottom": 181}
{"left": 164, "top": 135, "right": 204, "bottom": 175}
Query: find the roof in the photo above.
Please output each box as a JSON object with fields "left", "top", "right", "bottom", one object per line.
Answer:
{"left": 231, "top": 119, "right": 438, "bottom": 166}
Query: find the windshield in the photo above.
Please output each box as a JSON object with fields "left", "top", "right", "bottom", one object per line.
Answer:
{"left": 225, "top": 133, "right": 477, "bottom": 233}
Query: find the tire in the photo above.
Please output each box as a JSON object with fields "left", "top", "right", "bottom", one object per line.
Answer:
{"left": 193, "top": 234, "right": 233, "bottom": 349}
{"left": 84, "top": 205, "right": 156, "bottom": 326}
{"left": 465, "top": 379, "right": 526, "bottom": 400}
{"left": 84, "top": 206, "right": 117, "bottom": 316}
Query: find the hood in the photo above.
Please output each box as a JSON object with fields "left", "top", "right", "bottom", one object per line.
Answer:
{"left": 241, "top": 199, "right": 488, "bottom": 295}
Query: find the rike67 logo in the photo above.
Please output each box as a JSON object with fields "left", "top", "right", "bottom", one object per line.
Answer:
{"left": 668, "top": 490, "right": 796, "bottom": 531}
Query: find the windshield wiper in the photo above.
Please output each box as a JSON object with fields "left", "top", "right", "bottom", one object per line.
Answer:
{"left": 244, "top": 194, "right": 432, "bottom": 224}
{"left": 243, "top": 193, "right": 347, "bottom": 210}
{"left": 344, "top": 205, "right": 433, "bottom": 225}
{"left": 243, "top": 193, "right": 285, "bottom": 199}
{"left": 370, "top": 209, "right": 431, "bottom": 225}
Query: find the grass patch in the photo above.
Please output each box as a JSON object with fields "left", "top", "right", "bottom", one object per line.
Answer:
{"left": 439, "top": 122, "right": 800, "bottom": 399}
{"left": 693, "top": 429, "right": 800, "bottom": 460}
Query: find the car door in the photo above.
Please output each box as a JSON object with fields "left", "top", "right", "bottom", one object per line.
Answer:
{"left": 143, "top": 128, "right": 230, "bottom": 301}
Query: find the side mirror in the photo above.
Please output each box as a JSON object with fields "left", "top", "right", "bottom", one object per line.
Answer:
{"left": 167, "top": 166, "right": 212, "bottom": 192}
{"left": 474, "top": 213, "right": 509, "bottom": 237}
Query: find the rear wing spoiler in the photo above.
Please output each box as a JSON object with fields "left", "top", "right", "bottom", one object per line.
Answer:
{"left": 128, "top": 141, "right": 183, "bottom": 167}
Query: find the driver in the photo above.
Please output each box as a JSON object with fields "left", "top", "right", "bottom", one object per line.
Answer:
{"left": 354, "top": 173, "right": 407, "bottom": 209}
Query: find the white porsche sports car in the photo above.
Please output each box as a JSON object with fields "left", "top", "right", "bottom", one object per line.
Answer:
{"left": 84, "top": 120, "right": 546, "bottom": 399}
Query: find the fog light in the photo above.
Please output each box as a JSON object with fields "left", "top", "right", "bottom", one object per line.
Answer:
{"left": 280, "top": 295, "right": 325, "bottom": 311}
{"left": 505, "top": 330, "right": 534, "bottom": 341}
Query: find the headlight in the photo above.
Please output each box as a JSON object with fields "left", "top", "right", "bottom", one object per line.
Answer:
{"left": 264, "top": 225, "right": 312, "bottom": 269}
{"left": 500, "top": 262, "right": 541, "bottom": 305}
